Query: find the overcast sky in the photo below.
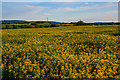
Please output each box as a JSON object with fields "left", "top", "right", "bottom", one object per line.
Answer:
{"left": 2, "top": 2, "right": 118, "bottom": 23}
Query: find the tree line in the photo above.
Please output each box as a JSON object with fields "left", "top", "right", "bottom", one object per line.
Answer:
{"left": 1, "top": 20, "right": 120, "bottom": 29}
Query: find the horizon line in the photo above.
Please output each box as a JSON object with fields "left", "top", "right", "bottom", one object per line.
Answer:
{"left": 1, "top": 19, "right": 118, "bottom": 23}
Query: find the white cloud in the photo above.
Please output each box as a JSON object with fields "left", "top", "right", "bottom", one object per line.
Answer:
{"left": 3, "top": 4, "right": 50, "bottom": 19}
{"left": 105, "top": 10, "right": 118, "bottom": 14}
{"left": 43, "top": 13, "right": 53, "bottom": 16}
{"left": 52, "top": 2, "right": 117, "bottom": 12}
{"left": 26, "top": 5, "right": 49, "bottom": 11}
{"left": 25, "top": 5, "right": 49, "bottom": 14}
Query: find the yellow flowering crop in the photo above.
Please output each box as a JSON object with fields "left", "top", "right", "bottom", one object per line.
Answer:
{"left": 2, "top": 25, "right": 120, "bottom": 79}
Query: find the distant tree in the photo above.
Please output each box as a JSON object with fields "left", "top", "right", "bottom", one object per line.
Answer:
{"left": 50, "top": 23, "right": 58, "bottom": 27}
{"left": 6, "top": 25, "right": 13, "bottom": 29}
{"left": 2, "top": 22, "right": 6, "bottom": 24}
{"left": 31, "top": 22, "right": 37, "bottom": 25}
{"left": 35, "top": 24, "right": 40, "bottom": 28}
{"left": 13, "top": 25, "right": 17, "bottom": 29}
{"left": 74, "top": 20, "right": 86, "bottom": 26}
{"left": 2, "top": 25, "right": 6, "bottom": 29}
{"left": 70, "top": 22, "right": 76, "bottom": 24}
{"left": 39, "top": 25, "right": 44, "bottom": 28}
{"left": 75, "top": 20, "right": 85, "bottom": 26}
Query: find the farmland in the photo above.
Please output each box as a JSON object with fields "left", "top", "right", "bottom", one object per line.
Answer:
{"left": 2, "top": 25, "right": 120, "bottom": 79}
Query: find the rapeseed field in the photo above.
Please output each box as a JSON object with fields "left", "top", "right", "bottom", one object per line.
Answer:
{"left": 2, "top": 25, "right": 120, "bottom": 79}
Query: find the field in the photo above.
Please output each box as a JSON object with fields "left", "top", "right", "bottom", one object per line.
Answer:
{"left": 2, "top": 25, "right": 120, "bottom": 79}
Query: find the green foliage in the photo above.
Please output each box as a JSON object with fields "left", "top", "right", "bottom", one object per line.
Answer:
{"left": 31, "top": 22, "right": 37, "bottom": 25}
{"left": 74, "top": 20, "right": 86, "bottom": 26}
{"left": 2, "top": 25, "right": 6, "bottom": 29}
{"left": 6, "top": 25, "right": 13, "bottom": 29}
{"left": 50, "top": 23, "right": 58, "bottom": 27}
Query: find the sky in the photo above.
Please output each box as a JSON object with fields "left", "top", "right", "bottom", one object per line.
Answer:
{"left": 2, "top": 0, "right": 119, "bottom": 2}
{"left": 2, "top": 2, "right": 118, "bottom": 23}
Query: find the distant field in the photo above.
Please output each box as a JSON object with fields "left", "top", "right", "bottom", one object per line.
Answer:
{"left": 2, "top": 25, "right": 120, "bottom": 79}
